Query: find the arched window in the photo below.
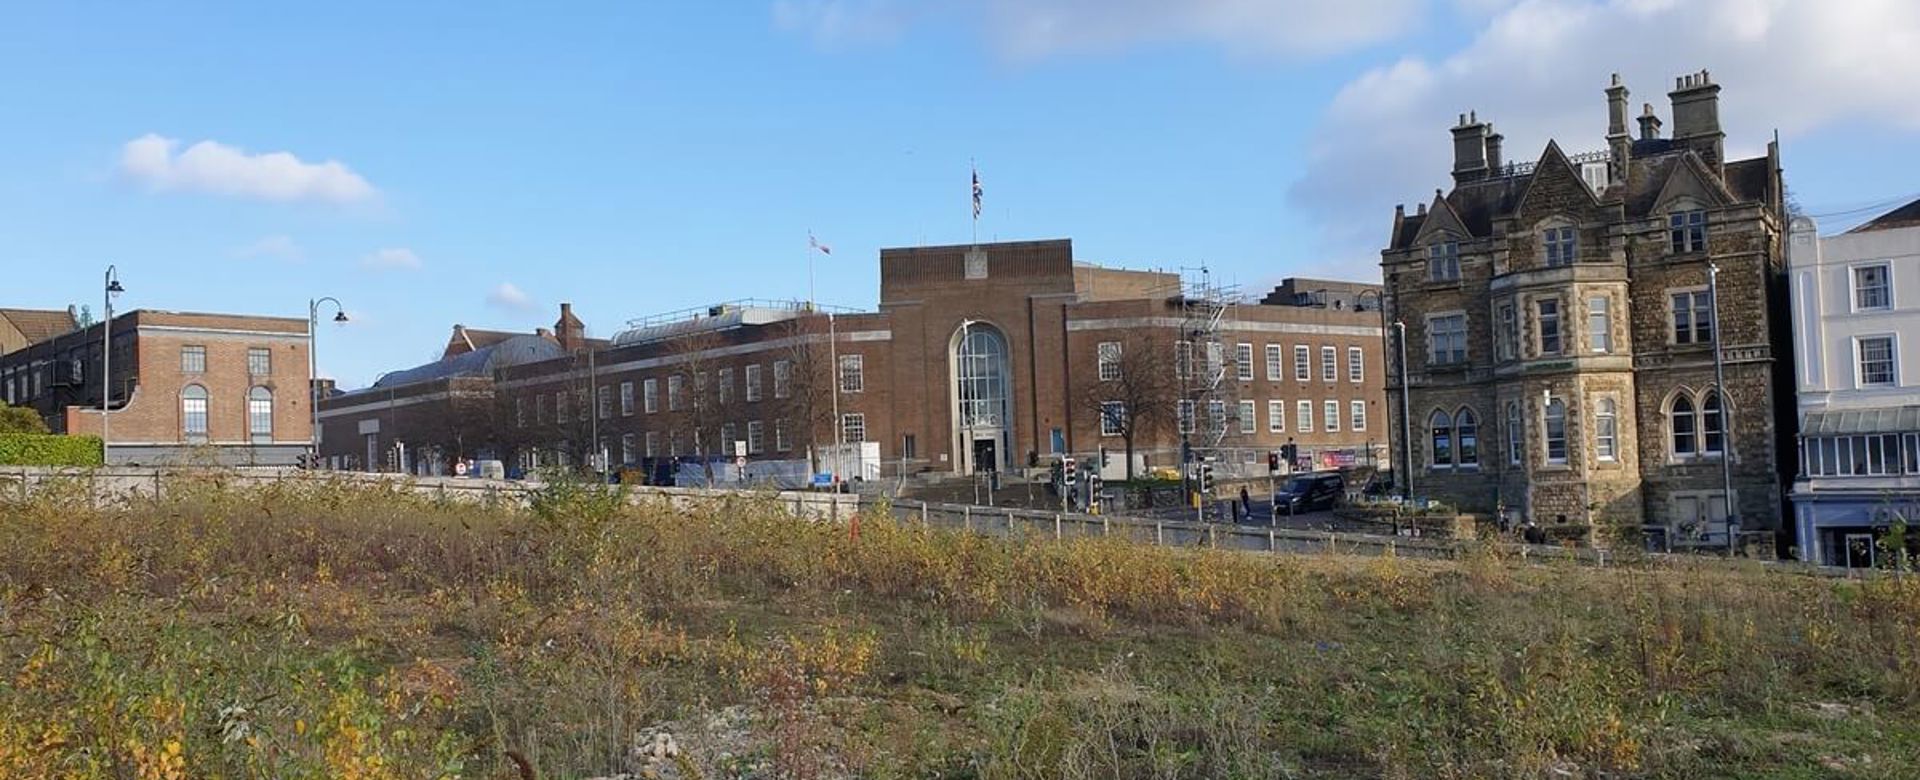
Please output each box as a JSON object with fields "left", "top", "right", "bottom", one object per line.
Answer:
{"left": 182, "top": 384, "right": 209, "bottom": 442}
{"left": 1702, "top": 390, "right": 1725, "bottom": 456}
{"left": 1544, "top": 399, "right": 1568, "bottom": 464}
{"left": 1429, "top": 410, "right": 1454, "bottom": 468}
{"left": 1595, "top": 398, "right": 1617, "bottom": 461}
{"left": 248, "top": 387, "right": 273, "bottom": 444}
{"left": 1671, "top": 395, "right": 1696, "bottom": 456}
{"left": 1456, "top": 408, "right": 1479, "bottom": 466}
{"left": 1506, "top": 402, "right": 1522, "bottom": 465}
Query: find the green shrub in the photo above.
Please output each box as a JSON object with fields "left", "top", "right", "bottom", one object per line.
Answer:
{"left": 0, "top": 402, "right": 47, "bottom": 434}
{"left": 0, "top": 433, "right": 104, "bottom": 466}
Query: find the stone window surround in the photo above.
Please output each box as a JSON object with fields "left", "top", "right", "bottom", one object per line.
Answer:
{"left": 1541, "top": 395, "right": 1570, "bottom": 469}
{"left": 1592, "top": 393, "right": 1623, "bottom": 467}
{"left": 1854, "top": 333, "right": 1899, "bottom": 389}
{"left": 1535, "top": 296, "right": 1564, "bottom": 357}
{"left": 1426, "top": 405, "right": 1480, "bottom": 471}
{"left": 1425, "top": 310, "right": 1469, "bottom": 365}
{"left": 1663, "top": 386, "right": 1734, "bottom": 463}
{"left": 1668, "top": 285, "right": 1714, "bottom": 346}
{"left": 1851, "top": 261, "right": 1894, "bottom": 313}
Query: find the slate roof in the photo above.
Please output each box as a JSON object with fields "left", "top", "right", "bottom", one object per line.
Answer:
{"left": 358, "top": 333, "right": 568, "bottom": 392}
{"left": 1848, "top": 197, "right": 1920, "bottom": 234}
{"left": 0, "top": 308, "right": 78, "bottom": 345}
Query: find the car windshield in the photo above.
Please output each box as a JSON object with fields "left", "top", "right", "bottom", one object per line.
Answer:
{"left": 1284, "top": 477, "right": 1315, "bottom": 493}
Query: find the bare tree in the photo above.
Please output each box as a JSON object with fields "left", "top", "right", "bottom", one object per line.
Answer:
{"left": 1078, "top": 332, "right": 1180, "bottom": 481}
{"left": 663, "top": 330, "right": 731, "bottom": 486}
{"left": 771, "top": 316, "right": 837, "bottom": 474}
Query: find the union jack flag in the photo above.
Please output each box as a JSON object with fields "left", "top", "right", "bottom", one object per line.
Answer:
{"left": 808, "top": 231, "right": 831, "bottom": 255}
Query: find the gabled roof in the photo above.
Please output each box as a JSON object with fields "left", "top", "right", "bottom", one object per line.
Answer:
{"left": 0, "top": 308, "right": 78, "bottom": 345}
{"left": 1411, "top": 191, "right": 1471, "bottom": 245}
{"left": 1848, "top": 197, "right": 1920, "bottom": 234}
{"left": 1648, "top": 152, "right": 1738, "bottom": 214}
{"left": 1512, "top": 140, "right": 1601, "bottom": 220}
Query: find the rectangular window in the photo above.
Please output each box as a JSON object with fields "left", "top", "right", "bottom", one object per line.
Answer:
{"left": 840, "top": 413, "right": 866, "bottom": 445}
{"left": 744, "top": 364, "right": 763, "bottom": 402}
{"left": 1595, "top": 399, "right": 1618, "bottom": 461}
{"left": 1671, "top": 291, "right": 1713, "bottom": 344}
{"left": 1294, "top": 345, "right": 1310, "bottom": 380}
{"left": 620, "top": 434, "right": 636, "bottom": 464}
{"left": 247, "top": 347, "right": 271, "bottom": 376}
{"left": 1100, "top": 401, "right": 1126, "bottom": 437}
{"left": 839, "top": 354, "right": 864, "bottom": 393}
{"left": 556, "top": 391, "right": 569, "bottom": 423}
{"left": 1174, "top": 341, "right": 1192, "bottom": 380}
{"left": 668, "top": 375, "right": 684, "bottom": 411}
{"left": 721, "top": 423, "right": 737, "bottom": 454}
{"left": 644, "top": 378, "right": 659, "bottom": 413}
{"left": 1537, "top": 299, "right": 1562, "bottom": 355}
{"left": 1859, "top": 336, "right": 1897, "bottom": 386}
{"left": 1428, "top": 314, "right": 1468, "bottom": 364}
{"left": 1544, "top": 226, "right": 1577, "bottom": 266}
{"left": 1207, "top": 399, "right": 1226, "bottom": 435}
{"left": 1177, "top": 400, "right": 1195, "bottom": 435}
{"left": 181, "top": 345, "right": 206, "bottom": 374}
{"left": 1268, "top": 400, "right": 1285, "bottom": 433}
{"left": 516, "top": 397, "right": 527, "bottom": 428}
{"left": 1669, "top": 209, "right": 1707, "bottom": 253}
{"left": 1324, "top": 400, "right": 1340, "bottom": 433}
{"left": 773, "top": 360, "right": 792, "bottom": 399}
{"left": 775, "top": 419, "right": 792, "bottom": 452}
{"left": 536, "top": 394, "right": 549, "bottom": 424}
{"left": 1350, "top": 400, "right": 1367, "bottom": 432}
{"left": 1205, "top": 343, "right": 1223, "bottom": 380}
{"left": 1855, "top": 264, "right": 1892, "bottom": 311}
{"left": 1496, "top": 302, "right": 1516, "bottom": 361}
{"left": 1427, "top": 241, "right": 1461, "bottom": 281}
{"left": 597, "top": 386, "right": 612, "bottom": 420}
{"left": 1545, "top": 402, "right": 1568, "bottom": 464}
{"left": 1507, "top": 404, "right": 1522, "bottom": 465}
{"left": 1098, "top": 341, "right": 1123, "bottom": 381}
{"left": 645, "top": 431, "right": 659, "bottom": 458}
{"left": 718, "top": 367, "right": 733, "bottom": 404}
{"left": 1265, "top": 344, "right": 1283, "bottom": 381}
{"left": 1238, "top": 400, "right": 1255, "bottom": 434}
{"left": 1320, "top": 346, "right": 1337, "bottom": 382}
{"left": 1348, "top": 346, "right": 1364, "bottom": 383}
{"left": 1236, "top": 343, "right": 1254, "bottom": 381}
{"left": 747, "top": 420, "right": 765, "bottom": 454}
{"left": 1587, "top": 297, "right": 1611, "bottom": 353}
{"left": 669, "top": 430, "right": 682, "bottom": 457}
{"left": 620, "top": 382, "right": 635, "bottom": 416}
{"left": 1297, "top": 400, "right": 1313, "bottom": 433}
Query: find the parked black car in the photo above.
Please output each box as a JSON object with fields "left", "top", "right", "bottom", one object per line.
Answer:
{"left": 1273, "top": 471, "right": 1346, "bottom": 514}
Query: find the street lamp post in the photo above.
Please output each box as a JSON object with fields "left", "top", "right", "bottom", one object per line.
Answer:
{"left": 101, "top": 266, "right": 125, "bottom": 465}
{"left": 1707, "top": 261, "right": 1736, "bottom": 555}
{"left": 308, "top": 298, "right": 348, "bottom": 466}
{"left": 1355, "top": 289, "right": 1390, "bottom": 490}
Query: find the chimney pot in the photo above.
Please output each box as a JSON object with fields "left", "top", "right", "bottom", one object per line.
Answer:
{"left": 1417, "top": 203, "right": 1428, "bottom": 216}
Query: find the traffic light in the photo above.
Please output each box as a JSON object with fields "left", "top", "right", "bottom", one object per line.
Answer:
{"left": 1198, "top": 462, "right": 1214, "bottom": 494}
{"left": 1267, "top": 451, "right": 1280, "bottom": 472}
{"left": 1097, "top": 446, "right": 1108, "bottom": 470}
{"left": 1062, "top": 456, "right": 1077, "bottom": 489}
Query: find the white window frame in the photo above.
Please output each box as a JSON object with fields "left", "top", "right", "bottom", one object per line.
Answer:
{"left": 1177, "top": 399, "right": 1195, "bottom": 435}
{"left": 1174, "top": 340, "right": 1193, "bottom": 380}
{"left": 620, "top": 381, "right": 635, "bottom": 417}
{"left": 747, "top": 420, "right": 765, "bottom": 454}
{"left": 1543, "top": 398, "right": 1568, "bottom": 465}
{"left": 1265, "top": 344, "right": 1283, "bottom": 381}
{"left": 1320, "top": 346, "right": 1337, "bottom": 382}
{"left": 1207, "top": 399, "right": 1226, "bottom": 436}
{"left": 1100, "top": 401, "right": 1126, "bottom": 437}
{"left": 1853, "top": 262, "right": 1893, "bottom": 312}
{"left": 1856, "top": 334, "right": 1898, "bottom": 388}
{"left": 1324, "top": 400, "right": 1340, "bottom": 433}
{"left": 1426, "top": 312, "right": 1468, "bottom": 365}
{"left": 1235, "top": 343, "right": 1254, "bottom": 381}
{"left": 644, "top": 378, "right": 659, "bottom": 413}
{"left": 839, "top": 354, "right": 865, "bottom": 393}
{"left": 1097, "top": 341, "right": 1123, "bottom": 381}
{"left": 718, "top": 367, "right": 733, "bottom": 405}
{"left": 621, "top": 433, "right": 636, "bottom": 464}
{"left": 667, "top": 375, "right": 684, "bottom": 411}
{"left": 247, "top": 347, "right": 272, "bottom": 377}
{"left": 840, "top": 413, "right": 866, "bottom": 445}
{"left": 1495, "top": 301, "right": 1516, "bottom": 361}
{"left": 1293, "top": 345, "right": 1310, "bottom": 381}
{"left": 775, "top": 419, "right": 791, "bottom": 452}
{"left": 773, "top": 360, "right": 792, "bottom": 399}
{"left": 1537, "top": 297, "right": 1562, "bottom": 356}
{"left": 1347, "top": 346, "right": 1363, "bottom": 383}
{"left": 1351, "top": 400, "right": 1366, "bottom": 432}
{"left": 744, "top": 364, "right": 763, "bottom": 402}
{"left": 1238, "top": 399, "right": 1256, "bottom": 434}
{"left": 1296, "top": 400, "right": 1313, "bottom": 433}
{"left": 1268, "top": 399, "right": 1285, "bottom": 433}
{"left": 645, "top": 431, "right": 659, "bottom": 458}
{"left": 597, "top": 385, "right": 612, "bottom": 420}
{"left": 1587, "top": 296, "right": 1611, "bottom": 354}
{"left": 1507, "top": 402, "right": 1522, "bottom": 465}
{"left": 1595, "top": 396, "right": 1618, "bottom": 462}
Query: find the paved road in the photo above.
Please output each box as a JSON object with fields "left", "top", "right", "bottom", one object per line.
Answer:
{"left": 1125, "top": 500, "right": 1351, "bottom": 531}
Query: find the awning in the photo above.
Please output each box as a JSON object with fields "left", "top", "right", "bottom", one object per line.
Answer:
{"left": 1801, "top": 406, "right": 1920, "bottom": 436}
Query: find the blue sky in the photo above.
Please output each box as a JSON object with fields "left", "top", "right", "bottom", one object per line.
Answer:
{"left": 4, "top": 1, "right": 1918, "bottom": 388}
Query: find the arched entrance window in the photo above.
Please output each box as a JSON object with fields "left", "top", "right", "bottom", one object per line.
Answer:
{"left": 953, "top": 323, "right": 1012, "bottom": 473}
{"left": 181, "top": 384, "right": 209, "bottom": 443}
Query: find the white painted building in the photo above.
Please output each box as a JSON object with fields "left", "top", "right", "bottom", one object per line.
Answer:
{"left": 1787, "top": 198, "right": 1920, "bottom": 567}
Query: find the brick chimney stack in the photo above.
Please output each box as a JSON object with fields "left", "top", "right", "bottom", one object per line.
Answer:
{"left": 554, "top": 302, "right": 587, "bottom": 352}
{"left": 1484, "top": 124, "right": 1504, "bottom": 173}
{"left": 1605, "top": 73, "right": 1631, "bottom": 187}
{"left": 1637, "top": 102, "right": 1663, "bottom": 140}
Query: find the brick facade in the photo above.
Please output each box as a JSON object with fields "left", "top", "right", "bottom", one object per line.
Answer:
{"left": 1381, "top": 72, "right": 1793, "bottom": 548}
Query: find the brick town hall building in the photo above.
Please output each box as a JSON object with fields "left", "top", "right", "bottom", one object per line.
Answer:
{"left": 1381, "top": 71, "right": 1795, "bottom": 549}
{"left": 319, "top": 240, "right": 1387, "bottom": 483}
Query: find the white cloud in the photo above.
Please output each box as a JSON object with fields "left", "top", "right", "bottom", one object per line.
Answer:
{"left": 775, "top": 0, "right": 1424, "bottom": 59}
{"left": 360, "top": 247, "right": 422, "bottom": 271}
{"left": 1289, "top": 0, "right": 1920, "bottom": 258}
{"left": 486, "top": 282, "right": 536, "bottom": 312}
{"left": 231, "top": 234, "right": 302, "bottom": 262}
{"left": 120, "top": 134, "right": 378, "bottom": 204}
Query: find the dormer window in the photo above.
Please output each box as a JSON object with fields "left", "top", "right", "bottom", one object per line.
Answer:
{"left": 1669, "top": 209, "right": 1707, "bottom": 253}
{"left": 1543, "top": 226, "right": 1577, "bottom": 266}
{"left": 1427, "top": 241, "right": 1461, "bottom": 281}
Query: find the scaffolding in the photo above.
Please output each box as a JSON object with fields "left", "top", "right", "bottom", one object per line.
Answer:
{"left": 1178, "top": 265, "right": 1245, "bottom": 464}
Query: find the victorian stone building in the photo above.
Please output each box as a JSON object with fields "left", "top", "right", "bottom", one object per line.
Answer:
{"left": 1381, "top": 71, "right": 1793, "bottom": 549}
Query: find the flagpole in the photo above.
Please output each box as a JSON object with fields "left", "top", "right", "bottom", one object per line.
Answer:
{"left": 970, "top": 159, "right": 978, "bottom": 246}
{"left": 808, "top": 232, "right": 816, "bottom": 310}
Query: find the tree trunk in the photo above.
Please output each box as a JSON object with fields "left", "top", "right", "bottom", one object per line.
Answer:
{"left": 1124, "top": 433, "right": 1136, "bottom": 482}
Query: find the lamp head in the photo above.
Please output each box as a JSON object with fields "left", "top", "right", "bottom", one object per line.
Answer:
{"left": 106, "top": 279, "right": 125, "bottom": 295}
{"left": 333, "top": 311, "right": 350, "bottom": 323}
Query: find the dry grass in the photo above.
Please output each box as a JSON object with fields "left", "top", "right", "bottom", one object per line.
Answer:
{"left": 1, "top": 472, "right": 1917, "bottom": 778}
